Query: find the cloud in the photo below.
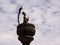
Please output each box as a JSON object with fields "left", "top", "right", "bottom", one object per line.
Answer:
{"left": 0, "top": 4, "right": 18, "bottom": 13}
{"left": 0, "top": 32, "right": 20, "bottom": 45}
{"left": 0, "top": 0, "right": 11, "bottom": 4}
{"left": 0, "top": 0, "right": 60, "bottom": 45}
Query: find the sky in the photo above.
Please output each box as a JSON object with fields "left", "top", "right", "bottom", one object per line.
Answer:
{"left": 0, "top": 0, "right": 60, "bottom": 45}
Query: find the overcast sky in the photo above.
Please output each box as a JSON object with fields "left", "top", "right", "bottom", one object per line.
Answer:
{"left": 0, "top": 0, "right": 60, "bottom": 45}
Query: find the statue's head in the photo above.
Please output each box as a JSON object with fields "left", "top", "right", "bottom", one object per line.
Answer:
{"left": 22, "top": 12, "right": 26, "bottom": 16}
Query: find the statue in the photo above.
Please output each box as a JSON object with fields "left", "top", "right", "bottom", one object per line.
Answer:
{"left": 18, "top": 6, "right": 29, "bottom": 24}
{"left": 22, "top": 12, "right": 29, "bottom": 23}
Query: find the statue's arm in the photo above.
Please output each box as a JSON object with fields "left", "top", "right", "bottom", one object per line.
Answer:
{"left": 18, "top": 7, "right": 23, "bottom": 24}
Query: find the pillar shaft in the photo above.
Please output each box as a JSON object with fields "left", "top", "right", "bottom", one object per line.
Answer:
{"left": 22, "top": 43, "right": 30, "bottom": 45}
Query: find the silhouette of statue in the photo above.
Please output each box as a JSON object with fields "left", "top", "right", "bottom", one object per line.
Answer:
{"left": 22, "top": 12, "right": 29, "bottom": 23}
{"left": 18, "top": 6, "right": 29, "bottom": 24}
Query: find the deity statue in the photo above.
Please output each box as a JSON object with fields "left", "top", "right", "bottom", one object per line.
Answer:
{"left": 22, "top": 12, "right": 29, "bottom": 23}
{"left": 18, "top": 6, "right": 29, "bottom": 24}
